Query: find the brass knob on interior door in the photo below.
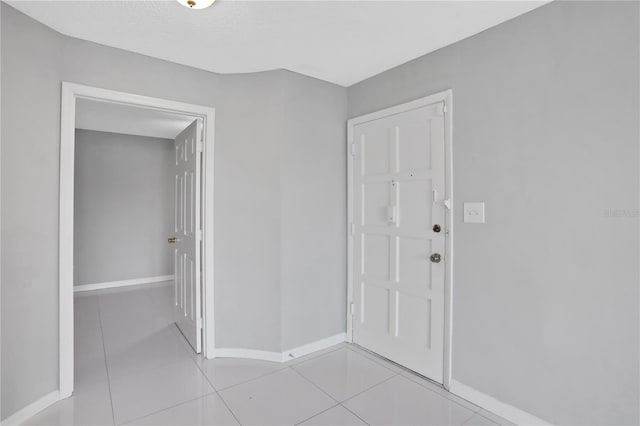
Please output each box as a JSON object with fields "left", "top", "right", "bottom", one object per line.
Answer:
{"left": 168, "top": 237, "right": 177, "bottom": 243}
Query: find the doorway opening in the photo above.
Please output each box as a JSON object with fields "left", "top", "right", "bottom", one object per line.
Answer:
{"left": 59, "top": 83, "right": 216, "bottom": 399}
{"left": 346, "top": 89, "right": 453, "bottom": 389}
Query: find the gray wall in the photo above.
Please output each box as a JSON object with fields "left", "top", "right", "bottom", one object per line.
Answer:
{"left": 348, "top": 2, "right": 639, "bottom": 424}
{"left": 279, "top": 71, "right": 347, "bottom": 351}
{"left": 1, "top": 5, "right": 63, "bottom": 418}
{"left": 214, "top": 70, "right": 287, "bottom": 351}
{"left": 74, "top": 130, "right": 174, "bottom": 286}
{"left": 1, "top": 4, "right": 348, "bottom": 419}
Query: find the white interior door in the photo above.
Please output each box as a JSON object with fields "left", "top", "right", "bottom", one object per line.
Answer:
{"left": 173, "top": 119, "right": 202, "bottom": 353}
{"left": 352, "top": 101, "right": 447, "bottom": 382}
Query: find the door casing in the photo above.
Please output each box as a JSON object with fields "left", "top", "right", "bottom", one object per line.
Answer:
{"left": 59, "top": 82, "right": 216, "bottom": 399}
{"left": 346, "top": 89, "right": 453, "bottom": 389}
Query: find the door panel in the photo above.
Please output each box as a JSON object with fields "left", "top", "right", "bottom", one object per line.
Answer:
{"left": 352, "top": 102, "right": 446, "bottom": 382}
{"left": 361, "top": 285, "right": 391, "bottom": 334}
{"left": 174, "top": 119, "right": 202, "bottom": 353}
{"left": 361, "top": 124, "right": 391, "bottom": 176}
{"left": 396, "top": 292, "right": 431, "bottom": 347}
{"left": 398, "top": 180, "right": 432, "bottom": 231}
{"left": 362, "top": 234, "right": 391, "bottom": 281}
{"left": 396, "top": 112, "right": 432, "bottom": 173}
{"left": 362, "top": 182, "right": 390, "bottom": 227}
{"left": 397, "top": 237, "right": 431, "bottom": 290}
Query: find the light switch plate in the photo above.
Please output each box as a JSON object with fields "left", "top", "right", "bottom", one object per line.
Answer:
{"left": 464, "top": 202, "right": 485, "bottom": 223}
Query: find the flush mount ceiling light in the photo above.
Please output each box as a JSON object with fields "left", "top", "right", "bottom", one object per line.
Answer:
{"left": 176, "top": 0, "right": 216, "bottom": 9}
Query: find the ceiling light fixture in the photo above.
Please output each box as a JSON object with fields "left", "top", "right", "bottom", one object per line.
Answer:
{"left": 176, "top": 0, "right": 216, "bottom": 9}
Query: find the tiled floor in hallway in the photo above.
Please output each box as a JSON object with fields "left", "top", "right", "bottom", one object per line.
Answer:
{"left": 24, "top": 284, "right": 513, "bottom": 426}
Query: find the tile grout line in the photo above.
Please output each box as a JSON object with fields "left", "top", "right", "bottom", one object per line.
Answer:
{"left": 339, "top": 373, "right": 398, "bottom": 404}
{"left": 116, "top": 328, "right": 227, "bottom": 424}
{"left": 165, "top": 339, "right": 349, "bottom": 424}
{"left": 169, "top": 319, "right": 300, "bottom": 426}
{"left": 96, "top": 295, "right": 117, "bottom": 426}
{"left": 286, "top": 367, "right": 357, "bottom": 426}
{"left": 215, "top": 366, "right": 288, "bottom": 392}
{"left": 190, "top": 339, "right": 343, "bottom": 393}
{"left": 188, "top": 359, "right": 244, "bottom": 425}
{"left": 170, "top": 328, "right": 243, "bottom": 425}
{"left": 333, "top": 374, "right": 402, "bottom": 426}
{"left": 119, "top": 393, "right": 217, "bottom": 426}
{"left": 347, "top": 343, "right": 483, "bottom": 415}
{"left": 288, "top": 358, "right": 393, "bottom": 425}
{"left": 213, "top": 391, "right": 243, "bottom": 426}
{"left": 293, "top": 403, "right": 342, "bottom": 426}
{"left": 337, "top": 402, "right": 371, "bottom": 426}
{"left": 287, "top": 365, "right": 342, "bottom": 404}
{"left": 289, "top": 347, "right": 409, "bottom": 425}
{"left": 102, "top": 289, "right": 218, "bottom": 426}
{"left": 174, "top": 334, "right": 345, "bottom": 393}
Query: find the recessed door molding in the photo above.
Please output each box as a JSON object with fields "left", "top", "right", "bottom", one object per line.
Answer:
{"left": 59, "top": 82, "right": 216, "bottom": 399}
{"left": 346, "top": 89, "right": 453, "bottom": 389}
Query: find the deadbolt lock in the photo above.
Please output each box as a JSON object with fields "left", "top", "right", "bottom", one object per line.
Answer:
{"left": 433, "top": 224, "right": 441, "bottom": 233}
{"left": 430, "top": 253, "right": 442, "bottom": 263}
{"left": 168, "top": 237, "right": 177, "bottom": 243}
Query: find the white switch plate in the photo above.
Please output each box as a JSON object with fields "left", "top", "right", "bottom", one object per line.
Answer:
{"left": 464, "top": 202, "right": 485, "bottom": 223}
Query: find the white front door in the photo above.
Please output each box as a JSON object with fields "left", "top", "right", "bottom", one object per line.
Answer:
{"left": 173, "top": 119, "right": 202, "bottom": 353}
{"left": 351, "top": 100, "right": 447, "bottom": 382}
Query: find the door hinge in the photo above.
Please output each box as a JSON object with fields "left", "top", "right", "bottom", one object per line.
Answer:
{"left": 196, "top": 317, "right": 203, "bottom": 329}
{"left": 350, "top": 223, "right": 355, "bottom": 236}
{"left": 349, "top": 302, "right": 355, "bottom": 316}
{"left": 350, "top": 143, "right": 356, "bottom": 156}
{"left": 197, "top": 229, "right": 203, "bottom": 240}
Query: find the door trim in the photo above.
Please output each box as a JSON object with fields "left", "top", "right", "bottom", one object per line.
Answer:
{"left": 59, "top": 82, "right": 216, "bottom": 399}
{"left": 73, "top": 276, "right": 174, "bottom": 293}
{"left": 346, "top": 89, "right": 453, "bottom": 389}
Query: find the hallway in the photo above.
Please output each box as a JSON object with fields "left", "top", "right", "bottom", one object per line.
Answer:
{"left": 24, "top": 284, "right": 511, "bottom": 425}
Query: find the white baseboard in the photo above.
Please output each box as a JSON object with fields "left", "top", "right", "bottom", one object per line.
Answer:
{"left": 215, "top": 332, "right": 347, "bottom": 364}
{"left": 1, "top": 390, "right": 60, "bottom": 426}
{"left": 282, "top": 332, "right": 346, "bottom": 362}
{"left": 215, "top": 348, "right": 283, "bottom": 363}
{"left": 449, "top": 380, "right": 551, "bottom": 425}
{"left": 74, "top": 275, "right": 174, "bottom": 292}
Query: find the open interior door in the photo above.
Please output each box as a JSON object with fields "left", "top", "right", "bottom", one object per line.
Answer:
{"left": 172, "top": 119, "right": 202, "bottom": 353}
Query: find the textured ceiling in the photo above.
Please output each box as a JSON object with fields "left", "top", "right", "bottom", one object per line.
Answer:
{"left": 8, "top": 0, "right": 549, "bottom": 86}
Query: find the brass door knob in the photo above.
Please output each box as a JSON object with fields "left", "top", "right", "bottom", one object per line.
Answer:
{"left": 168, "top": 237, "right": 177, "bottom": 243}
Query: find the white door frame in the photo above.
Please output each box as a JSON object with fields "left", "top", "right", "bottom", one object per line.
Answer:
{"left": 346, "top": 89, "right": 453, "bottom": 389}
{"left": 59, "top": 82, "right": 216, "bottom": 398}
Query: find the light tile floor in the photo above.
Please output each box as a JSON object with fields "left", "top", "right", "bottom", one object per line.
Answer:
{"left": 25, "top": 284, "right": 514, "bottom": 426}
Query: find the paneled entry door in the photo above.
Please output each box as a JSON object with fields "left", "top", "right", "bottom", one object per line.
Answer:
{"left": 350, "top": 96, "right": 449, "bottom": 383}
{"left": 173, "top": 119, "right": 202, "bottom": 353}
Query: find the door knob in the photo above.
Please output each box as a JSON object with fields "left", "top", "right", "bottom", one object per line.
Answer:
{"left": 433, "top": 224, "right": 441, "bottom": 233}
{"left": 430, "top": 253, "right": 441, "bottom": 263}
{"left": 168, "top": 237, "right": 177, "bottom": 243}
